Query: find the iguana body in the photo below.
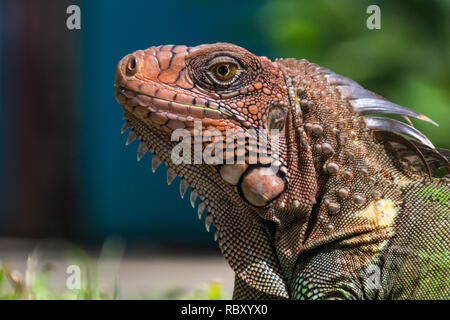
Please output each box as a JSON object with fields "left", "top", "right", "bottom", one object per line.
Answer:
{"left": 114, "top": 43, "right": 449, "bottom": 299}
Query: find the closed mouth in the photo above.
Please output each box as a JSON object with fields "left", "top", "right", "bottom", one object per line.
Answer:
{"left": 114, "top": 85, "right": 234, "bottom": 130}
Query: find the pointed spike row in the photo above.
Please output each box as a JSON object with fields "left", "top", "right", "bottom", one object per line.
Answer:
{"left": 121, "top": 121, "right": 132, "bottom": 134}
{"left": 352, "top": 98, "right": 438, "bottom": 127}
{"left": 126, "top": 130, "right": 137, "bottom": 146}
{"left": 137, "top": 142, "right": 149, "bottom": 161}
{"left": 152, "top": 155, "right": 162, "bottom": 173}
{"left": 205, "top": 214, "right": 213, "bottom": 232}
{"left": 190, "top": 190, "right": 198, "bottom": 208}
{"left": 166, "top": 168, "right": 177, "bottom": 185}
{"left": 198, "top": 202, "right": 205, "bottom": 219}
{"left": 364, "top": 117, "right": 435, "bottom": 149}
{"left": 179, "top": 179, "right": 189, "bottom": 199}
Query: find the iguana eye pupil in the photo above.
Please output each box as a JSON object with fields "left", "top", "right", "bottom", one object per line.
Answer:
{"left": 211, "top": 62, "right": 237, "bottom": 82}
{"left": 218, "top": 64, "right": 229, "bottom": 76}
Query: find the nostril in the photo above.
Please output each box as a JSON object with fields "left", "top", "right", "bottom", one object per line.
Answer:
{"left": 126, "top": 56, "right": 138, "bottom": 75}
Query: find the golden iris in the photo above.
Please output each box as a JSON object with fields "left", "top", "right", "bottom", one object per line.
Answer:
{"left": 211, "top": 63, "right": 237, "bottom": 82}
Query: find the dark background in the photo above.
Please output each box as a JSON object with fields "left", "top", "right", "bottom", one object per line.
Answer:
{"left": 0, "top": 0, "right": 448, "bottom": 248}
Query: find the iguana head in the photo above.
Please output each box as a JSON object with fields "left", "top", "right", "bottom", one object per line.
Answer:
{"left": 114, "top": 43, "right": 448, "bottom": 298}
{"left": 114, "top": 43, "right": 316, "bottom": 212}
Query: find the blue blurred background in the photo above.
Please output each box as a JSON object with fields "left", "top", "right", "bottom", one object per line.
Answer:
{"left": 0, "top": 0, "right": 449, "bottom": 247}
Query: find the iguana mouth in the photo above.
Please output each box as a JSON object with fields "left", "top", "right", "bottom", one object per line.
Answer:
{"left": 114, "top": 85, "right": 235, "bottom": 131}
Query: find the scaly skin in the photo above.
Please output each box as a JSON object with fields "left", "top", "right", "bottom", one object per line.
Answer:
{"left": 114, "top": 43, "right": 449, "bottom": 299}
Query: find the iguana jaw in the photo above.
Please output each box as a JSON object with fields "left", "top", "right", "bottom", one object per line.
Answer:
{"left": 115, "top": 84, "right": 230, "bottom": 120}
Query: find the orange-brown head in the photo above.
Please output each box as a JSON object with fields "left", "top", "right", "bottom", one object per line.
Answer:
{"left": 114, "top": 43, "right": 289, "bottom": 130}
{"left": 114, "top": 43, "right": 294, "bottom": 209}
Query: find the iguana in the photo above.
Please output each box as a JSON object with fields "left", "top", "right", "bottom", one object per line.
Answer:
{"left": 114, "top": 43, "right": 450, "bottom": 299}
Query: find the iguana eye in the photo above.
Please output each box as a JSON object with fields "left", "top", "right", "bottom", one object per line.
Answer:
{"left": 210, "top": 62, "right": 238, "bottom": 83}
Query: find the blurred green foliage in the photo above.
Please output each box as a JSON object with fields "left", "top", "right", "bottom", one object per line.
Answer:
{"left": 254, "top": 0, "right": 449, "bottom": 148}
